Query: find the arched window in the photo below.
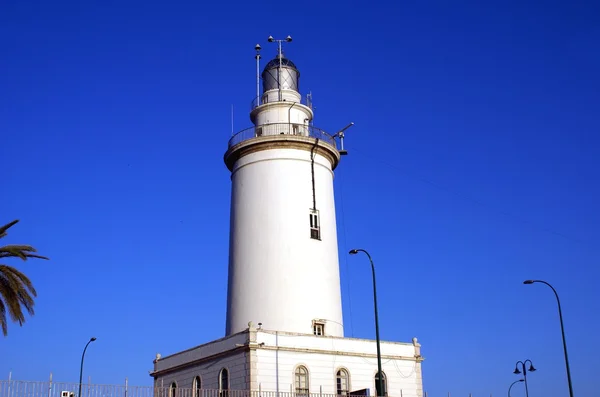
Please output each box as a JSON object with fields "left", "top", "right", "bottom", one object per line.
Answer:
{"left": 193, "top": 376, "right": 202, "bottom": 397}
{"left": 374, "top": 371, "right": 387, "bottom": 397}
{"left": 170, "top": 382, "right": 177, "bottom": 397}
{"left": 219, "top": 368, "right": 229, "bottom": 397}
{"left": 336, "top": 369, "right": 350, "bottom": 396}
{"left": 295, "top": 365, "right": 309, "bottom": 396}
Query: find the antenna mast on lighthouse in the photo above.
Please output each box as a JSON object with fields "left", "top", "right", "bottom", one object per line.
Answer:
{"left": 267, "top": 35, "right": 292, "bottom": 101}
{"left": 254, "top": 43, "right": 261, "bottom": 104}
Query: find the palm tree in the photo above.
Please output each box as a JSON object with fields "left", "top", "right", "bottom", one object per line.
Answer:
{"left": 0, "top": 219, "right": 48, "bottom": 336}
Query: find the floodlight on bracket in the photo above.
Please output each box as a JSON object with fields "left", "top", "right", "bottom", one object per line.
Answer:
{"left": 332, "top": 122, "right": 354, "bottom": 155}
{"left": 267, "top": 35, "right": 293, "bottom": 58}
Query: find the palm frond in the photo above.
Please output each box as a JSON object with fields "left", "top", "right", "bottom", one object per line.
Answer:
{"left": 0, "top": 220, "right": 19, "bottom": 240}
{"left": 0, "top": 299, "right": 8, "bottom": 336}
{"left": 0, "top": 219, "right": 47, "bottom": 336}
{"left": 0, "top": 265, "right": 37, "bottom": 296}
{"left": 0, "top": 269, "right": 29, "bottom": 328}
{"left": 0, "top": 265, "right": 37, "bottom": 329}
{"left": 0, "top": 245, "right": 49, "bottom": 260}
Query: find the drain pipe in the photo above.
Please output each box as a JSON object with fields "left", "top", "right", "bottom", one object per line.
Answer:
{"left": 310, "top": 138, "right": 319, "bottom": 210}
{"left": 288, "top": 102, "right": 296, "bottom": 134}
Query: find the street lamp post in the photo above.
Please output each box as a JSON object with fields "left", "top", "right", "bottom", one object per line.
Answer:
{"left": 513, "top": 360, "right": 536, "bottom": 397}
{"left": 349, "top": 249, "right": 384, "bottom": 397}
{"left": 508, "top": 379, "right": 524, "bottom": 397}
{"left": 78, "top": 337, "right": 97, "bottom": 397}
{"left": 524, "top": 279, "right": 574, "bottom": 397}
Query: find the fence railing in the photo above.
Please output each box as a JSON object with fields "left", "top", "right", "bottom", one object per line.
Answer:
{"left": 250, "top": 94, "right": 313, "bottom": 111}
{"left": 0, "top": 381, "right": 421, "bottom": 397}
{"left": 228, "top": 123, "right": 337, "bottom": 150}
{"left": 0, "top": 380, "right": 495, "bottom": 397}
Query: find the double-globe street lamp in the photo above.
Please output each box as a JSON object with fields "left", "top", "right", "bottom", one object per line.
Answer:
{"left": 78, "top": 337, "right": 97, "bottom": 397}
{"left": 508, "top": 379, "right": 524, "bottom": 397}
{"left": 524, "top": 279, "right": 574, "bottom": 397}
{"left": 513, "top": 359, "right": 536, "bottom": 397}
{"left": 349, "top": 249, "right": 384, "bottom": 397}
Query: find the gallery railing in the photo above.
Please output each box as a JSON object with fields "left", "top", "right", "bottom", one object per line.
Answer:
{"left": 228, "top": 123, "right": 337, "bottom": 150}
{"left": 250, "top": 95, "right": 313, "bottom": 111}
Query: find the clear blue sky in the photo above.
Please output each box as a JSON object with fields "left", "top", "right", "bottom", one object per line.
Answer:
{"left": 2, "top": 0, "right": 599, "bottom": 396}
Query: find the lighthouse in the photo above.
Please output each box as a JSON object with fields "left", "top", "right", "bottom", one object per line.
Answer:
{"left": 151, "top": 37, "right": 424, "bottom": 397}
{"left": 224, "top": 36, "right": 345, "bottom": 338}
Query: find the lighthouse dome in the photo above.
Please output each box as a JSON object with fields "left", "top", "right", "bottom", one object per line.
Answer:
{"left": 263, "top": 55, "right": 297, "bottom": 70}
{"left": 261, "top": 53, "right": 300, "bottom": 93}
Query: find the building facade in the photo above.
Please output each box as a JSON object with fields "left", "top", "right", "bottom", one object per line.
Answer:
{"left": 150, "top": 36, "right": 424, "bottom": 397}
{"left": 152, "top": 324, "right": 423, "bottom": 397}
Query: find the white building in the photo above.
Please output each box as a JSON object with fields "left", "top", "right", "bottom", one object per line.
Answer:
{"left": 150, "top": 36, "right": 424, "bottom": 397}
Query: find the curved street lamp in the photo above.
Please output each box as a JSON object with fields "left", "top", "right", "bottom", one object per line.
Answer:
{"left": 78, "top": 337, "right": 97, "bottom": 397}
{"left": 524, "top": 279, "right": 574, "bottom": 397}
{"left": 349, "top": 249, "right": 383, "bottom": 397}
{"left": 508, "top": 379, "right": 524, "bottom": 397}
{"left": 514, "top": 359, "right": 536, "bottom": 397}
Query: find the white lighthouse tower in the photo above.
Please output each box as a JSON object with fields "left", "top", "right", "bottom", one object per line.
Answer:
{"left": 224, "top": 36, "right": 345, "bottom": 338}
{"left": 151, "top": 38, "right": 424, "bottom": 397}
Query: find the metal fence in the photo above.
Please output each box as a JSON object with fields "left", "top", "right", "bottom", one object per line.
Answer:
{"left": 4, "top": 380, "right": 151, "bottom": 397}
{"left": 0, "top": 381, "right": 377, "bottom": 397}
{"left": 228, "top": 123, "right": 337, "bottom": 150}
{"left": 0, "top": 380, "right": 493, "bottom": 397}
